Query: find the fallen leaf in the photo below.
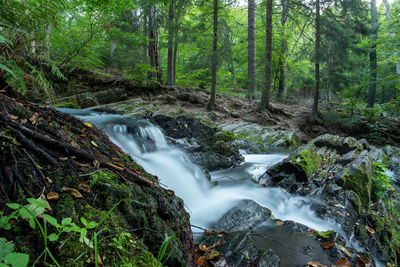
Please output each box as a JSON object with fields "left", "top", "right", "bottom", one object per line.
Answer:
{"left": 39, "top": 114, "right": 50, "bottom": 121}
{"left": 74, "top": 161, "right": 91, "bottom": 168}
{"left": 196, "top": 256, "right": 206, "bottom": 266}
{"left": 112, "top": 157, "right": 122, "bottom": 163}
{"left": 0, "top": 89, "right": 6, "bottom": 93}
{"left": 59, "top": 157, "right": 68, "bottom": 161}
{"left": 320, "top": 241, "right": 335, "bottom": 249}
{"left": 80, "top": 132, "right": 89, "bottom": 139}
{"left": 356, "top": 256, "right": 372, "bottom": 267}
{"left": 209, "top": 240, "right": 222, "bottom": 249}
{"left": 70, "top": 140, "right": 80, "bottom": 149}
{"left": 93, "top": 159, "right": 100, "bottom": 168}
{"left": 199, "top": 244, "right": 207, "bottom": 251}
{"left": 91, "top": 141, "right": 99, "bottom": 147}
{"left": 62, "top": 126, "right": 69, "bottom": 131}
{"left": 336, "top": 244, "right": 352, "bottom": 258}
{"left": 40, "top": 194, "right": 52, "bottom": 212}
{"left": 62, "top": 187, "right": 83, "bottom": 199}
{"left": 365, "top": 226, "right": 375, "bottom": 234}
{"left": 336, "top": 258, "right": 351, "bottom": 267}
{"left": 8, "top": 114, "right": 18, "bottom": 120}
{"left": 307, "top": 260, "right": 325, "bottom": 267}
{"left": 275, "top": 220, "right": 284, "bottom": 226}
{"left": 90, "top": 253, "right": 103, "bottom": 265}
{"left": 84, "top": 122, "right": 93, "bottom": 128}
{"left": 29, "top": 113, "right": 38, "bottom": 125}
{"left": 165, "top": 189, "right": 175, "bottom": 196}
{"left": 47, "top": 192, "right": 60, "bottom": 201}
{"left": 78, "top": 182, "right": 92, "bottom": 193}
{"left": 21, "top": 119, "right": 27, "bottom": 124}
{"left": 205, "top": 249, "right": 219, "bottom": 260}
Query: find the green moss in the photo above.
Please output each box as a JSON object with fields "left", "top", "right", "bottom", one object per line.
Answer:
{"left": 52, "top": 101, "right": 81, "bottom": 109}
{"left": 290, "top": 148, "right": 321, "bottom": 177}
{"left": 215, "top": 131, "right": 236, "bottom": 142}
{"left": 213, "top": 141, "right": 232, "bottom": 157}
{"left": 341, "top": 166, "right": 371, "bottom": 210}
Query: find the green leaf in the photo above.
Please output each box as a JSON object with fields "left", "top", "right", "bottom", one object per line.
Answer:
{"left": 6, "top": 203, "right": 20, "bottom": 210}
{"left": 79, "top": 228, "right": 87, "bottom": 243}
{"left": 0, "top": 217, "right": 12, "bottom": 230}
{"left": 5, "top": 252, "right": 29, "bottom": 267}
{"left": 48, "top": 233, "right": 59, "bottom": 242}
{"left": 27, "top": 198, "right": 48, "bottom": 209}
{"left": 80, "top": 217, "right": 88, "bottom": 227}
{"left": 43, "top": 214, "right": 59, "bottom": 228}
{"left": 61, "top": 218, "right": 72, "bottom": 225}
{"left": 86, "top": 221, "right": 98, "bottom": 229}
{"left": 0, "top": 238, "right": 14, "bottom": 260}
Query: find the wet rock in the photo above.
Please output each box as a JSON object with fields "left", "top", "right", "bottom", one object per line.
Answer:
{"left": 202, "top": 231, "right": 280, "bottom": 267}
{"left": 212, "top": 200, "right": 272, "bottom": 232}
{"left": 151, "top": 114, "right": 243, "bottom": 171}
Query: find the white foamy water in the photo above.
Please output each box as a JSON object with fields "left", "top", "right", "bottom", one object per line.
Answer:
{"left": 73, "top": 113, "right": 341, "bottom": 233}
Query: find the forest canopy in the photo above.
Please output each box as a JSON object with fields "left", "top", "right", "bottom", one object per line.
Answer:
{"left": 0, "top": 0, "right": 399, "bottom": 114}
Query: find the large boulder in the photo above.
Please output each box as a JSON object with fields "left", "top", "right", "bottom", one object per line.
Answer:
{"left": 212, "top": 200, "right": 272, "bottom": 232}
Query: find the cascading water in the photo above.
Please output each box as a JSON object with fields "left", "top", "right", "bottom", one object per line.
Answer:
{"left": 69, "top": 111, "right": 341, "bottom": 234}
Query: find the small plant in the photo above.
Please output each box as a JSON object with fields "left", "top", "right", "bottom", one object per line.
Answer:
{"left": 0, "top": 238, "right": 29, "bottom": 267}
{"left": 157, "top": 235, "right": 180, "bottom": 266}
{"left": 372, "top": 161, "right": 394, "bottom": 199}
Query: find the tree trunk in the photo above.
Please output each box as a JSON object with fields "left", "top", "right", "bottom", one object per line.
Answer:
{"left": 277, "top": 0, "right": 288, "bottom": 100}
{"left": 142, "top": 9, "right": 148, "bottom": 66}
{"left": 208, "top": 0, "right": 219, "bottom": 110}
{"left": 312, "top": 0, "right": 320, "bottom": 117}
{"left": 173, "top": 43, "right": 178, "bottom": 84}
{"left": 367, "top": 0, "right": 378, "bottom": 108}
{"left": 148, "top": 4, "right": 162, "bottom": 84}
{"left": 260, "top": 0, "right": 273, "bottom": 110}
{"left": 166, "top": 0, "right": 175, "bottom": 85}
{"left": 247, "top": 0, "right": 257, "bottom": 99}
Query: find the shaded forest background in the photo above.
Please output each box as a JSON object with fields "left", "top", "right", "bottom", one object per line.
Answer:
{"left": 0, "top": 0, "right": 400, "bottom": 116}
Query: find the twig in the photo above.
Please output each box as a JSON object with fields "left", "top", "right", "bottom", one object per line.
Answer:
{"left": 22, "top": 148, "right": 47, "bottom": 182}
{"left": 79, "top": 168, "right": 108, "bottom": 177}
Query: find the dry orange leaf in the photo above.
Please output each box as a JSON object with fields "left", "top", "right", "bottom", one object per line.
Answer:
{"left": 336, "top": 258, "right": 351, "bottom": 267}
{"left": 199, "top": 244, "right": 207, "bottom": 251}
{"left": 196, "top": 256, "right": 206, "bottom": 266}
{"left": 307, "top": 260, "right": 325, "bottom": 267}
{"left": 320, "top": 241, "right": 335, "bottom": 249}
{"left": 47, "top": 192, "right": 60, "bottom": 201}
{"left": 8, "top": 114, "right": 18, "bottom": 120}
{"left": 62, "top": 187, "right": 83, "bottom": 199}
{"left": 90, "top": 253, "right": 103, "bottom": 265}
{"left": 78, "top": 182, "right": 92, "bottom": 193}
{"left": 29, "top": 113, "right": 38, "bottom": 125}
{"left": 365, "top": 226, "right": 375, "bottom": 234}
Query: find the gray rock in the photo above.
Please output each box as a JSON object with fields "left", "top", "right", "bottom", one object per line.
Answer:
{"left": 212, "top": 200, "right": 272, "bottom": 232}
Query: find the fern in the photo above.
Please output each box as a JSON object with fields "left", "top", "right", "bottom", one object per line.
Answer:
{"left": 3, "top": 59, "right": 27, "bottom": 94}
{"left": 24, "top": 62, "right": 56, "bottom": 100}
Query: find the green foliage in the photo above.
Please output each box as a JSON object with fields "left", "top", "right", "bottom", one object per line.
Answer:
{"left": 372, "top": 162, "right": 394, "bottom": 200}
{"left": 1, "top": 198, "right": 126, "bottom": 266}
{"left": 0, "top": 238, "right": 29, "bottom": 267}
{"left": 157, "top": 235, "right": 179, "bottom": 265}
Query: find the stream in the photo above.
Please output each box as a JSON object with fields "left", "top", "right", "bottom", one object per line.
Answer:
{"left": 60, "top": 109, "right": 375, "bottom": 265}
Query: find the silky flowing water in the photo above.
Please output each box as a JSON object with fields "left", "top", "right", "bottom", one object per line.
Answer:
{"left": 64, "top": 110, "right": 340, "bottom": 231}
{"left": 59, "top": 109, "right": 378, "bottom": 264}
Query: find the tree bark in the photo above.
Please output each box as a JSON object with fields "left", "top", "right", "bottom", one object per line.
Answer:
{"left": 173, "top": 43, "right": 178, "bottom": 84}
{"left": 166, "top": 0, "right": 175, "bottom": 85}
{"left": 148, "top": 4, "right": 162, "bottom": 84}
{"left": 208, "top": 0, "right": 219, "bottom": 110}
{"left": 277, "top": 0, "right": 288, "bottom": 100}
{"left": 260, "top": 0, "right": 273, "bottom": 110}
{"left": 312, "top": 0, "right": 320, "bottom": 117}
{"left": 247, "top": 0, "right": 257, "bottom": 99}
{"left": 367, "top": 0, "right": 378, "bottom": 108}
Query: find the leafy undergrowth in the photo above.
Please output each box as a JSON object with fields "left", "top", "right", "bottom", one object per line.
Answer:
{"left": 0, "top": 93, "right": 196, "bottom": 266}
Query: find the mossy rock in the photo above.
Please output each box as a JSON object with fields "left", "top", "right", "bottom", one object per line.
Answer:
{"left": 289, "top": 146, "right": 322, "bottom": 177}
